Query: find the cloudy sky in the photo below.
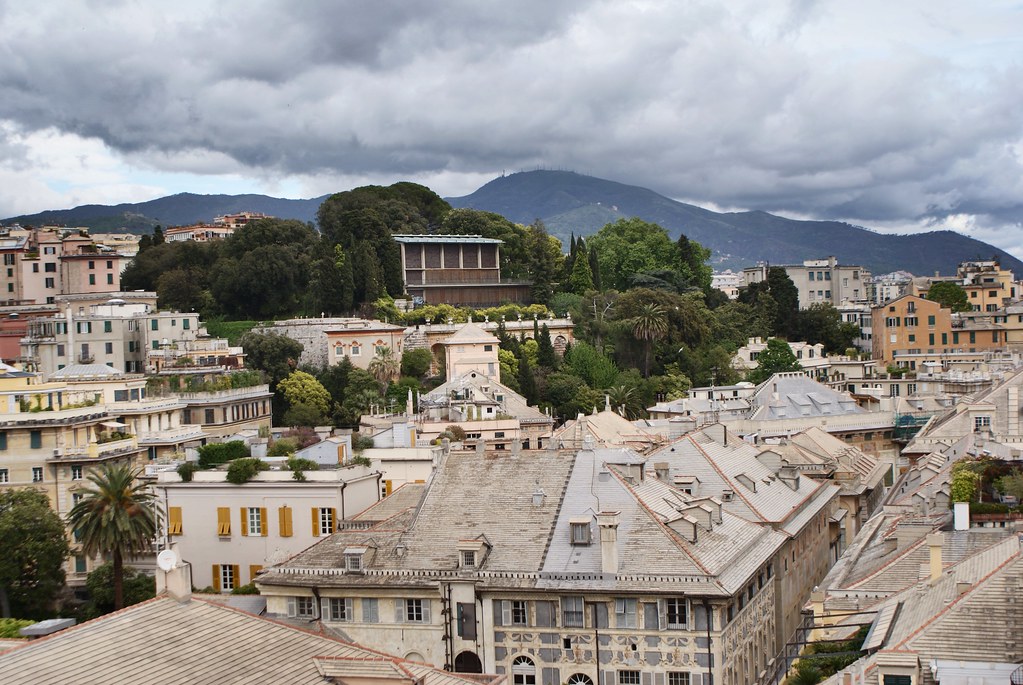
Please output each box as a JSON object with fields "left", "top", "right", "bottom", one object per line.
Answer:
{"left": 1, "top": 1, "right": 1021, "bottom": 256}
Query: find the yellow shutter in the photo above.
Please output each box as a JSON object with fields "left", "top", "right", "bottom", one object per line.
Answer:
{"left": 259, "top": 507, "right": 268, "bottom": 536}
{"left": 312, "top": 507, "right": 319, "bottom": 537}
{"left": 330, "top": 507, "right": 337, "bottom": 533}
{"left": 249, "top": 565, "right": 263, "bottom": 583}
{"left": 216, "top": 507, "right": 230, "bottom": 536}
{"left": 231, "top": 565, "right": 240, "bottom": 589}
{"left": 168, "top": 506, "right": 182, "bottom": 535}
{"left": 385, "top": 480, "right": 392, "bottom": 496}
{"left": 240, "top": 508, "right": 248, "bottom": 537}
{"left": 279, "top": 506, "right": 293, "bottom": 537}
{"left": 212, "top": 565, "right": 221, "bottom": 593}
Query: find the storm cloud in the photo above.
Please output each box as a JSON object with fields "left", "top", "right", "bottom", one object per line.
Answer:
{"left": 1, "top": 0, "right": 1021, "bottom": 257}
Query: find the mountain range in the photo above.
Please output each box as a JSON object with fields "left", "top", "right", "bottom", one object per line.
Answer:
{"left": 4, "top": 171, "right": 1018, "bottom": 276}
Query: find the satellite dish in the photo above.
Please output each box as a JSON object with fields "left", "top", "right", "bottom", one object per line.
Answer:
{"left": 157, "top": 549, "right": 179, "bottom": 572}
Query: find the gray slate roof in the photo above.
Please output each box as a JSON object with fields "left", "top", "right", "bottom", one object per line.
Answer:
{"left": 0, "top": 595, "right": 503, "bottom": 685}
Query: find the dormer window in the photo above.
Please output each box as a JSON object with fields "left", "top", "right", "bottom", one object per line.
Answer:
{"left": 570, "top": 518, "right": 592, "bottom": 545}
{"left": 344, "top": 548, "right": 366, "bottom": 573}
{"left": 461, "top": 550, "right": 476, "bottom": 568}
{"left": 458, "top": 537, "right": 489, "bottom": 569}
{"left": 721, "top": 490, "right": 734, "bottom": 502}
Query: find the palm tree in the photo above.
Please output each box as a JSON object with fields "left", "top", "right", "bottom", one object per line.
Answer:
{"left": 368, "top": 346, "right": 400, "bottom": 391}
{"left": 67, "top": 463, "right": 158, "bottom": 610}
{"left": 631, "top": 303, "right": 669, "bottom": 377}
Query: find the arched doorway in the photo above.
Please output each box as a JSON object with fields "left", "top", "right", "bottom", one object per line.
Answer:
{"left": 454, "top": 651, "right": 483, "bottom": 673}
{"left": 567, "top": 675, "right": 593, "bottom": 685}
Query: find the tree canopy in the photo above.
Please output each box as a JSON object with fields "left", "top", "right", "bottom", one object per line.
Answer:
{"left": 926, "top": 282, "right": 972, "bottom": 312}
{"left": 747, "top": 338, "right": 802, "bottom": 384}
{"left": 0, "top": 489, "right": 69, "bottom": 619}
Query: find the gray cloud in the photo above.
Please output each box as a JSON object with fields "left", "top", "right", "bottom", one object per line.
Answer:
{"left": 0, "top": 0, "right": 1021, "bottom": 256}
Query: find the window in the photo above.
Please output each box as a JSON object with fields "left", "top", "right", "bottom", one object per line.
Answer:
{"left": 363, "top": 597, "right": 379, "bottom": 622}
{"left": 43, "top": 246, "right": 55, "bottom": 255}
{"left": 151, "top": 319, "right": 159, "bottom": 331}
{"left": 513, "top": 656, "right": 537, "bottom": 685}
{"left": 278, "top": 506, "right": 293, "bottom": 537}
{"left": 44, "top": 277, "right": 54, "bottom": 288}
{"left": 88, "top": 260, "right": 95, "bottom": 270}
{"left": 562, "top": 596, "right": 585, "bottom": 627}
{"left": 461, "top": 550, "right": 476, "bottom": 568}
{"left": 350, "top": 344, "right": 361, "bottom": 357}
{"left": 106, "top": 273, "right": 114, "bottom": 284}
{"left": 501, "top": 600, "right": 528, "bottom": 625}
{"left": 114, "top": 390, "right": 128, "bottom": 402}
{"left": 216, "top": 507, "right": 231, "bottom": 536}
{"left": 183, "top": 319, "right": 190, "bottom": 330}
{"left": 244, "top": 507, "right": 266, "bottom": 536}
{"left": 30, "top": 430, "right": 42, "bottom": 449}
{"left": 664, "top": 598, "right": 688, "bottom": 629}
{"left": 809, "top": 271, "right": 815, "bottom": 281}
{"left": 0, "top": 432, "right": 6, "bottom": 450}
{"left": 882, "top": 677, "right": 912, "bottom": 685}
{"left": 974, "top": 415, "right": 991, "bottom": 431}
{"left": 314, "top": 507, "right": 336, "bottom": 536}
{"left": 570, "top": 520, "right": 591, "bottom": 545}
{"left": 204, "top": 408, "right": 215, "bottom": 424}
{"left": 44, "top": 261, "right": 56, "bottom": 271}
{"left": 216, "top": 564, "right": 237, "bottom": 592}
{"left": 323, "top": 597, "right": 353, "bottom": 622}
{"left": 287, "top": 596, "right": 316, "bottom": 618}
{"left": 668, "top": 674, "right": 691, "bottom": 685}
{"left": 904, "top": 317, "right": 918, "bottom": 327}
{"left": 1, "top": 254, "right": 12, "bottom": 265}
{"left": 32, "top": 467, "right": 43, "bottom": 482}
{"left": 345, "top": 553, "right": 363, "bottom": 572}
{"left": 105, "top": 342, "right": 113, "bottom": 354}
{"left": 0, "top": 469, "right": 7, "bottom": 483}
{"left": 398, "top": 598, "right": 430, "bottom": 623}
{"left": 928, "top": 315, "right": 936, "bottom": 326}
{"left": 88, "top": 274, "right": 96, "bottom": 285}
{"left": 567, "top": 676, "right": 593, "bottom": 685}
{"left": 618, "top": 671, "right": 640, "bottom": 685}
{"left": 71, "top": 465, "right": 82, "bottom": 480}
{"left": 824, "top": 271, "right": 831, "bottom": 280}
{"left": 484, "top": 344, "right": 493, "bottom": 352}
{"left": 75, "top": 555, "right": 87, "bottom": 574}
{"left": 615, "top": 598, "right": 637, "bottom": 628}
{"left": 168, "top": 507, "right": 183, "bottom": 535}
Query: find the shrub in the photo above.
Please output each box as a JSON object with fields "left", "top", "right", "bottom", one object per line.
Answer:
{"left": 177, "top": 462, "right": 199, "bottom": 482}
{"left": 225, "top": 458, "right": 268, "bottom": 485}
{"left": 352, "top": 433, "right": 374, "bottom": 452}
{"left": 445, "top": 424, "right": 467, "bottom": 441}
{"left": 0, "top": 618, "right": 33, "bottom": 639}
{"left": 198, "top": 441, "right": 250, "bottom": 468}
{"left": 231, "top": 583, "right": 259, "bottom": 595}
{"left": 267, "top": 438, "right": 299, "bottom": 457}
{"left": 286, "top": 457, "right": 318, "bottom": 482}
{"left": 350, "top": 455, "right": 372, "bottom": 467}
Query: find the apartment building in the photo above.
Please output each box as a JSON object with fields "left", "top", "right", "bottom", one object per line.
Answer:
{"left": 22, "top": 301, "right": 204, "bottom": 375}
{"left": 0, "top": 362, "right": 206, "bottom": 584}
{"left": 257, "top": 436, "right": 816, "bottom": 685}
{"left": 743, "top": 257, "right": 870, "bottom": 309}
{"left": 871, "top": 295, "right": 1006, "bottom": 368}
{"left": 155, "top": 466, "right": 381, "bottom": 592}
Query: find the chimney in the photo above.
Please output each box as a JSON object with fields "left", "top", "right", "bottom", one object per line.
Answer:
{"left": 927, "top": 533, "right": 943, "bottom": 584}
{"left": 156, "top": 553, "right": 193, "bottom": 603}
{"left": 953, "top": 501, "right": 970, "bottom": 531}
{"left": 596, "top": 511, "right": 621, "bottom": 575}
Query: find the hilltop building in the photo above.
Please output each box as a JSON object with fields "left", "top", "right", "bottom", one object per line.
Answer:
{"left": 743, "top": 257, "right": 870, "bottom": 309}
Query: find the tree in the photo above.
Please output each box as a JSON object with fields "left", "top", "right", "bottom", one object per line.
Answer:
{"left": 950, "top": 469, "right": 980, "bottom": 503}
{"left": 675, "top": 234, "right": 713, "bottom": 292}
{"left": 517, "top": 356, "right": 539, "bottom": 405}
{"left": 631, "top": 303, "right": 669, "bottom": 378}
{"left": 67, "top": 464, "right": 158, "bottom": 611}
{"left": 278, "top": 370, "right": 332, "bottom": 419}
{"left": 78, "top": 563, "right": 155, "bottom": 620}
{"left": 524, "top": 220, "right": 564, "bottom": 304}
{"left": 747, "top": 338, "right": 802, "bottom": 384}
{"left": 568, "top": 244, "right": 594, "bottom": 294}
{"left": 995, "top": 471, "right": 1023, "bottom": 502}
{"left": 793, "top": 303, "right": 860, "bottom": 354}
{"left": 367, "top": 346, "right": 400, "bottom": 389}
{"left": 564, "top": 341, "right": 619, "bottom": 389}
{"left": 767, "top": 267, "right": 800, "bottom": 337}
{"left": 400, "top": 348, "right": 433, "bottom": 379}
{"left": 536, "top": 324, "right": 557, "bottom": 369}
{"left": 587, "top": 219, "right": 680, "bottom": 292}
{"left": 927, "top": 282, "right": 972, "bottom": 312}
{"left": 238, "top": 331, "right": 303, "bottom": 388}
{"left": 0, "top": 489, "right": 69, "bottom": 619}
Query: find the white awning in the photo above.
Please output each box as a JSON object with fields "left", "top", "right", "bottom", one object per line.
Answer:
{"left": 100, "top": 421, "right": 127, "bottom": 428}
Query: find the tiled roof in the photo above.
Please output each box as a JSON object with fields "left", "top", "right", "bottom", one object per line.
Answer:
{"left": 0, "top": 595, "right": 502, "bottom": 685}
{"left": 747, "top": 372, "right": 864, "bottom": 421}
{"left": 442, "top": 321, "right": 500, "bottom": 345}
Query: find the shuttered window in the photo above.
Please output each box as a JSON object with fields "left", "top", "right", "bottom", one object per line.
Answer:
{"left": 168, "top": 507, "right": 182, "bottom": 535}
{"left": 216, "top": 507, "right": 231, "bottom": 536}
{"left": 279, "top": 506, "right": 293, "bottom": 537}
